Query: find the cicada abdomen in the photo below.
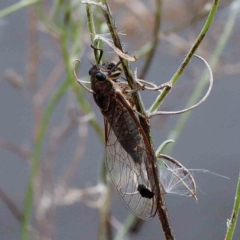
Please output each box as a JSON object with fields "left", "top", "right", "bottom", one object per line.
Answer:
{"left": 88, "top": 47, "right": 158, "bottom": 220}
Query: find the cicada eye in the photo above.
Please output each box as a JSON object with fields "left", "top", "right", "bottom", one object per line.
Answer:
{"left": 95, "top": 72, "right": 106, "bottom": 81}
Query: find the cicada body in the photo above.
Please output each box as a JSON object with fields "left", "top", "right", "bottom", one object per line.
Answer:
{"left": 88, "top": 50, "right": 159, "bottom": 220}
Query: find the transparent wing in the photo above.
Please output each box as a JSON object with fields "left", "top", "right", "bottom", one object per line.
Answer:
{"left": 105, "top": 112, "right": 157, "bottom": 220}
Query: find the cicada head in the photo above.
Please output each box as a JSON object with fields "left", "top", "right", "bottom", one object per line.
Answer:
{"left": 89, "top": 65, "right": 112, "bottom": 94}
{"left": 89, "top": 61, "right": 122, "bottom": 94}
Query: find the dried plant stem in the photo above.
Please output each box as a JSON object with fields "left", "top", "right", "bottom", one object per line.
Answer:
{"left": 0, "top": 140, "right": 31, "bottom": 161}
{"left": 22, "top": 79, "right": 70, "bottom": 240}
{"left": 85, "top": 4, "right": 98, "bottom": 60}
{"left": 83, "top": 1, "right": 174, "bottom": 239}
{"left": 27, "top": 5, "right": 39, "bottom": 88}
{"left": 0, "top": 187, "right": 24, "bottom": 222}
{"left": 166, "top": 0, "right": 238, "bottom": 154}
{"left": 163, "top": 0, "right": 233, "bottom": 36}
{"left": 98, "top": 184, "right": 113, "bottom": 240}
{"left": 0, "top": 188, "right": 41, "bottom": 239}
{"left": 148, "top": 54, "right": 213, "bottom": 117}
{"left": 88, "top": 6, "right": 113, "bottom": 240}
{"left": 22, "top": 4, "right": 104, "bottom": 238}
{"left": 99, "top": 0, "right": 147, "bottom": 123}
{"left": 81, "top": 5, "right": 111, "bottom": 240}
{"left": 116, "top": 0, "right": 219, "bottom": 237}
{"left": 140, "top": 0, "right": 162, "bottom": 79}
{"left": 0, "top": 0, "right": 38, "bottom": 18}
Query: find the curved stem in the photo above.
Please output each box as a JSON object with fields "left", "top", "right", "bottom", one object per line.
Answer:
{"left": 21, "top": 78, "right": 71, "bottom": 240}
{"left": 149, "top": 0, "right": 219, "bottom": 113}
{"left": 22, "top": 7, "right": 104, "bottom": 238}
{"left": 165, "top": 0, "right": 238, "bottom": 154}
{"left": 99, "top": 1, "right": 174, "bottom": 238}
{"left": 149, "top": 55, "right": 213, "bottom": 117}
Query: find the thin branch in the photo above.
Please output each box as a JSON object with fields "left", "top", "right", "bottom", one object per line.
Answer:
{"left": 0, "top": 0, "right": 38, "bottom": 18}
{"left": 98, "top": 184, "right": 113, "bottom": 240}
{"left": 149, "top": 0, "right": 219, "bottom": 114}
{"left": 0, "top": 187, "right": 24, "bottom": 222}
{"left": 73, "top": 60, "right": 95, "bottom": 93}
{"left": 0, "top": 139, "right": 31, "bottom": 161}
{"left": 27, "top": 5, "right": 39, "bottom": 88}
{"left": 58, "top": 117, "right": 88, "bottom": 190}
{"left": 35, "top": 60, "right": 65, "bottom": 102}
{"left": 81, "top": 4, "right": 112, "bottom": 240}
{"left": 82, "top": 0, "right": 106, "bottom": 10}
{"left": 139, "top": 0, "right": 162, "bottom": 79}
{"left": 85, "top": 2, "right": 99, "bottom": 61}
{"left": 22, "top": 79, "right": 71, "bottom": 240}
{"left": 165, "top": 0, "right": 239, "bottom": 155}
{"left": 163, "top": 0, "right": 233, "bottom": 36}
{"left": 148, "top": 54, "right": 213, "bottom": 117}
{"left": 83, "top": 1, "right": 178, "bottom": 238}
{"left": 83, "top": 1, "right": 174, "bottom": 239}
{"left": 0, "top": 187, "right": 41, "bottom": 239}
{"left": 224, "top": 172, "right": 240, "bottom": 240}
{"left": 100, "top": 2, "right": 175, "bottom": 239}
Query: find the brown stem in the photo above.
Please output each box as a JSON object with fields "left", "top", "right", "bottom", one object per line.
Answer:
{"left": 0, "top": 139, "right": 31, "bottom": 161}
{"left": 100, "top": 1, "right": 174, "bottom": 239}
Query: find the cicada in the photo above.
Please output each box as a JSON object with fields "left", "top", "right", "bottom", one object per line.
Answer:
{"left": 73, "top": 46, "right": 200, "bottom": 220}
{"left": 82, "top": 47, "right": 160, "bottom": 220}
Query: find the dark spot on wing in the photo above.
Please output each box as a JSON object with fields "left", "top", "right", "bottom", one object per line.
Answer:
{"left": 137, "top": 184, "right": 154, "bottom": 199}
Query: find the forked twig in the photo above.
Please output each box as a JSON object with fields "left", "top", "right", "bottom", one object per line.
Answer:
{"left": 148, "top": 55, "right": 213, "bottom": 118}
